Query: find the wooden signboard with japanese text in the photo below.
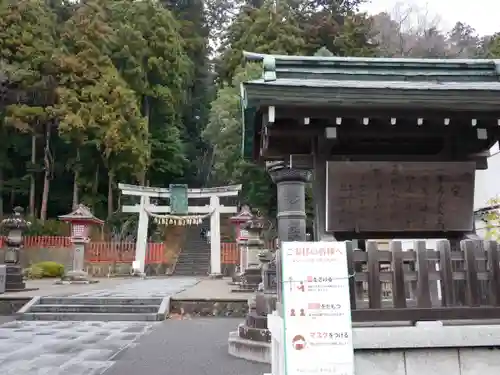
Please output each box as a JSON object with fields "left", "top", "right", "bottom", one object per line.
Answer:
{"left": 326, "top": 161, "right": 475, "bottom": 234}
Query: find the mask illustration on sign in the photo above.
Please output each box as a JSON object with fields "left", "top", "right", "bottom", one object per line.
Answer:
{"left": 292, "top": 335, "right": 306, "bottom": 350}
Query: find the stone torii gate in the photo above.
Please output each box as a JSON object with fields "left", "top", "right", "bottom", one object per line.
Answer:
{"left": 118, "top": 183, "right": 241, "bottom": 275}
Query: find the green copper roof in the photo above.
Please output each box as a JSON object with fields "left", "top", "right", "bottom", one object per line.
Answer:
{"left": 240, "top": 52, "right": 500, "bottom": 160}
{"left": 243, "top": 52, "right": 500, "bottom": 82}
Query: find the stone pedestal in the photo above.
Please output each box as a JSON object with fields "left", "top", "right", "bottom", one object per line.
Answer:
{"left": 58, "top": 241, "right": 97, "bottom": 284}
{"left": 228, "top": 164, "right": 309, "bottom": 362}
{"left": 1, "top": 207, "right": 30, "bottom": 292}
{"left": 232, "top": 216, "right": 268, "bottom": 293}
{"left": 5, "top": 264, "right": 25, "bottom": 291}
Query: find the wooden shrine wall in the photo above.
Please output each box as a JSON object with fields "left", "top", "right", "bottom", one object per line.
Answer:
{"left": 325, "top": 161, "right": 475, "bottom": 233}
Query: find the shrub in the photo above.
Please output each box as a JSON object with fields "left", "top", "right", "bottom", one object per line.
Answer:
{"left": 23, "top": 265, "right": 44, "bottom": 279}
{"left": 31, "top": 261, "right": 65, "bottom": 278}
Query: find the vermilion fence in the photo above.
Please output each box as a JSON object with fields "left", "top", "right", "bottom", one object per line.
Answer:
{"left": 221, "top": 242, "right": 239, "bottom": 264}
{"left": 0, "top": 236, "right": 275, "bottom": 265}
{"left": 86, "top": 242, "right": 165, "bottom": 263}
{"left": 0, "top": 236, "right": 244, "bottom": 265}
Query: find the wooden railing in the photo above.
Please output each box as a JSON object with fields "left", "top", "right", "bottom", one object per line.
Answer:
{"left": 346, "top": 240, "right": 500, "bottom": 322}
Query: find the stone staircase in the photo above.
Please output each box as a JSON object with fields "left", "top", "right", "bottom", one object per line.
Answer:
{"left": 174, "top": 223, "right": 211, "bottom": 276}
{"left": 17, "top": 296, "right": 169, "bottom": 322}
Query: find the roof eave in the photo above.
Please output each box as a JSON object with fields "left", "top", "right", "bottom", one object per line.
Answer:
{"left": 243, "top": 83, "right": 500, "bottom": 111}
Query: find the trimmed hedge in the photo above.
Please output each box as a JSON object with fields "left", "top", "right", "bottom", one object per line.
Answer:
{"left": 23, "top": 261, "right": 65, "bottom": 279}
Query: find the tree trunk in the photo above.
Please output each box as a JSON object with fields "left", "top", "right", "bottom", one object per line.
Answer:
{"left": 139, "top": 95, "right": 150, "bottom": 186}
{"left": 72, "top": 148, "right": 80, "bottom": 209}
{"left": 91, "top": 164, "right": 99, "bottom": 211}
{"left": 0, "top": 166, "right": 4, "bottom": 218}
{"left": 29, "top": 133, "right": 36, "bottom": 217}
{"left": 39, "top": 124, "right": 52, "bottom": 222}
{"left": 107, "top": 171, "right": 114, "bottom": 219}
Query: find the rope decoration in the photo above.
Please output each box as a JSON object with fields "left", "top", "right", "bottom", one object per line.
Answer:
{"left": 145, "top": 207, "right": 215, "bottom": 226}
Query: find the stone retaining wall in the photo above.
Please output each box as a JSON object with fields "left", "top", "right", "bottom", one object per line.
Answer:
{"left": 170, "top": 299, "right": 248, "bottom": 317}
{"left": 354, "top": 322, "right": 500, "bottom": 374}
{"left": 0, "top": 297, "right": 31, "bottom": 315}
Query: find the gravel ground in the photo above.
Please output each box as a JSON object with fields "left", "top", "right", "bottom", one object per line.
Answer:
{"left": 104, "top": 318, "right": 270, "bottom": 375}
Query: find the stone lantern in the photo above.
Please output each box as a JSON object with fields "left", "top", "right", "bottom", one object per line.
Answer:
{"left": 58, "top": 204, "right": 103, "bottom": 283}
{"left": 229, "top": 204, "right": 254, "bottom": 281}
{"left": 236, "top": 213, "right": 270, "bottom": 291}
{"left": 0, "top": 207, "right": 30, "bottom": 291}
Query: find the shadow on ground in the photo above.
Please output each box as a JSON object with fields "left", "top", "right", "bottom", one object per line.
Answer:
{"left": 104, "top": 318, "right": 271, "bottom": 375}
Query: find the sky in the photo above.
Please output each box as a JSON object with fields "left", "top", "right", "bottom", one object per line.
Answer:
{"left": 361, "top": 0, "right": 499, "bottom": 36}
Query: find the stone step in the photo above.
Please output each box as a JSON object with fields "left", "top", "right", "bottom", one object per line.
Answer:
{"left": 174, "top": 266, "right": 209, "bottom": 272}
{"left": 18, "top": 312, "right": 159, "bottom": 322}
{"left": 39, "top": 297, "right": 163, "bottom": 306}
{"left": 175, "top": 260, "right": 209, "bottom": 264}
{"left": 174, "top": 270, "right": 208, "bottom": 276}
{"left": 175, "top": 261, "right": 209, "bottom": 266}
{"left": 174, "top": 265, "right": 208, "bottom": 269}
{"left": 30, "top": 304, "right": 160, "bottom": 314}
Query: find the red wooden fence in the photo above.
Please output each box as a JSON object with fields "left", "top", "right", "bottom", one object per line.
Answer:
{"left": 1, "top": 236, "right": 244, "bottom": 265}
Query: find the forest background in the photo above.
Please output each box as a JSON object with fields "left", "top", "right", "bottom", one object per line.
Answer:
{"left": 0, "top": 0, "right": 498, "bottom": 236}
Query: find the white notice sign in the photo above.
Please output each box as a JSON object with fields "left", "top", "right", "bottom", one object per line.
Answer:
{"left": 281, "top": 241, "right": 354, "bottom": 375}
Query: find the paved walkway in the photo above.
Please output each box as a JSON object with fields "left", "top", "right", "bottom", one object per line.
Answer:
{"left": 0, "top": 277, "right": 200, "bottom": 375}
{"left": 104, "top": 318, "right": 270, "bottom": 375}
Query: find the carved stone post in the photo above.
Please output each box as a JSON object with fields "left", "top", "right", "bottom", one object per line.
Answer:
{"left": 268, "top": 164, "right": 310, "bottom": 242}
{"left": 227, "top": 164, "right": 310, "bottom": 363}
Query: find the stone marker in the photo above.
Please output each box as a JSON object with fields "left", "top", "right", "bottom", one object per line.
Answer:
{"left": 0, "top": 265, "right": 6, "bottom": 294}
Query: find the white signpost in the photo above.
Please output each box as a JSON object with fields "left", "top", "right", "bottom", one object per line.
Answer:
{"left": 267, "top": 241, "right": 354, "bottom": 375}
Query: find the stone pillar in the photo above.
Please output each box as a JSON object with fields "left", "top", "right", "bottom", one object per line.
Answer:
{"left": 210, "top": 195, "right": 222, "bottom": 277}
{"left": 72, "top": 241, "right": 86, "bottom": 272}
{"left": 268, "top": 165, "right": 310, "bottom": 242}
{"left": 134, "top": 195, "right": 150, "bottom": 274}
{"left": 228, "top": 165, "right": 310, "bottom": 363}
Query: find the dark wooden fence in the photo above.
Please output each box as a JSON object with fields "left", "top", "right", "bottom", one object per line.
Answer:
{"left": 347, "top": 239, "right": 500, "bottom": 322}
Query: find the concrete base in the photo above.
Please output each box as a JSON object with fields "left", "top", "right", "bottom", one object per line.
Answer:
{"left": 239, "top": 321, "right": 500, "bottom": 374}
{"left": 209, "top": 273, "right": 224, "bottom": 279}
{"left": 237, "top": 341, "right": 500, "bottom": 375}
{"left": 228, "top": 331, "right": 271, "bottom": 363}
{"left": 59, "top": 270, "right": 97, "bottom": 284}
{"left": 354, "top": 348, "right": 500, "bottom": 375}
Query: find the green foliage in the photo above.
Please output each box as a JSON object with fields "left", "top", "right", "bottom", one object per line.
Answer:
{"left": 26, "top": 261, "right": 65, "bottom": 278}
{"left": 218, "top": 1, "right": 307, "bottom": 83}
{"left": 25, "top": 218, "right": 67, "bottom": 236}
{"left": 482, "top": 198, "right": 500, "bottom": 240}
{"left": 208, "top": 0, "right": 380, "bottom": 216}
{"left": 204, "top": 63, "right": 277, "bottom": 214}
{"left": 0, "top": 0, "right": 497, "bottom": 225}
{"left": 23, "top": 265, "right": 44, "bottom": 279}
{"left": 0, "top": 0, "right": 211, "bottom": 220}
